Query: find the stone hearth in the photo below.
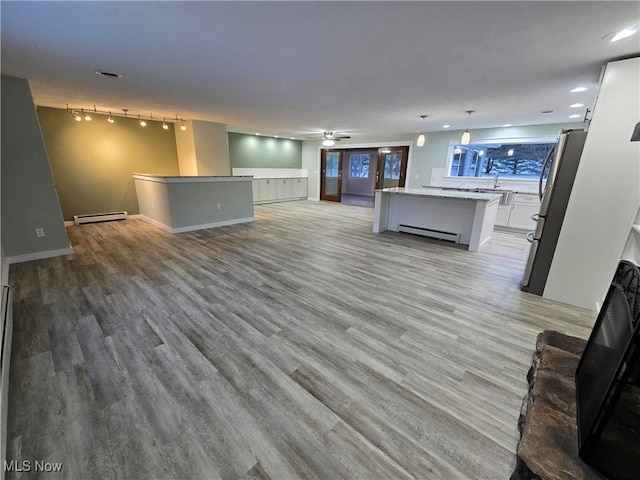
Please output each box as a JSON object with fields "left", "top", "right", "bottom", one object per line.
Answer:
{"left": 511, "top": 331, "right": 600, "bottom": 480}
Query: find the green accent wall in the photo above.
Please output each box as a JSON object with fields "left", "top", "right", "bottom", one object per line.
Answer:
{"left": 228, "top": 132, "right": 302, "bottom": 169}
{"left": 1, "top": 76, "right": 71, "bottom": 257}
{"left": 37, "top": 106, "right": 180, "bottom": 220}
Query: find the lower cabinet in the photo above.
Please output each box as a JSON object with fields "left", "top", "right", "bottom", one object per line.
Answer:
{"left": 494, "top": 193, "right": 541, "bottom": 230}
{"left": 259, "top": 179, "right": 277, "bottom": 201}
{"left": 495, "top": 205, "right": 512, "bottom": 227}
{"left": 253, "top": 177, "right": 307, "bottom": 204}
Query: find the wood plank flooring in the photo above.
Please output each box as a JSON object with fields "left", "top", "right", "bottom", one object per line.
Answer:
{"left": 6, "top": 200, "right": 595, "bottom": 479}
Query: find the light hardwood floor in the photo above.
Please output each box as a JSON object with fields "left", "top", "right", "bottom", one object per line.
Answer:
{"left": 7, "top": 201, "right": 594, "bottom": 479}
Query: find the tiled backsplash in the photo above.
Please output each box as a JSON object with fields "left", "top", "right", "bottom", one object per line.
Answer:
{"left": 428, "top": 168, "right": 539, "bottom": 194}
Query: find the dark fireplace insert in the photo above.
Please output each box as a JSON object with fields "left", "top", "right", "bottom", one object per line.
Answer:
{"left": 575, "top": 260, "right": 640, "bottom": 479}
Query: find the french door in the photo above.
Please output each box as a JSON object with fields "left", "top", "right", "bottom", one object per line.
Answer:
{"left": 321, "top": 145, "right": 409, "bottom": 202}
{"left": 376, "top": 146, "right": 409, "bottom": 190}
{"left": 320, "top": 150, "right": 342, "bottom": 202}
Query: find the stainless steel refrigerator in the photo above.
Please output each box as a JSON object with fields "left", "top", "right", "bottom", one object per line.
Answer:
{"left": 521, "top": 129, "right": 588, "bottom": 295}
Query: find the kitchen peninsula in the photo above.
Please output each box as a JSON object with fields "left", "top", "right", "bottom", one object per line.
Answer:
{"left": 132, "top": 173, "right": 254, "bottom": 233}
{"left": 373, "top": 187, "right": 501, "bottom": 252}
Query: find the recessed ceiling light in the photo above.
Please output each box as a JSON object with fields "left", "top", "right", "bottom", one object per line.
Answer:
{"left": 255, "top": 133, "right": 260, "bottom": 136}
{"left": 442, "top": 124, "right": 450, "bottom": 128}
{"left": 95, "top": 70, "right": 122, "bottom": 79}
{"left": 540, "top": 110, "right": 554, "bottom": 114}
{"left": 502, "top": 123, "right": 512, "bottom": 127}
{"left": 570, "top": 86, "right": 588, "bottom": 93}
{"left": 291, "top": 137, "right": 295, "bottom": 140}
{"left": 274, "top": 135, "right": 278, "bottom": 138}
{"left": 569, "top": 114, "right": 581, "bottom": 119}
{"left": 570, "top": 103, "right": 584, "bottom": 108}
{"left": 611, "top": 26, "right": 638, "bottom": 43}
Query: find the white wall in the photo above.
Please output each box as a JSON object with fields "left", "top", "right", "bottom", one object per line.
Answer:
{"left": 193, "top": 120, "right": 231, "bottom": 176}
{"left": 175, "top": 120, "right": 231, "bottom": 176}
{"left": 544, "top": 57, "right": 640, "bottom": 311}
{"left": 175, "top": 120, "right": 198, "bottom": 176}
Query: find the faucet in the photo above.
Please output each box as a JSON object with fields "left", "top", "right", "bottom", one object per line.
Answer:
{"left": 493, "top": 171, "right": 501, "bottom": 189}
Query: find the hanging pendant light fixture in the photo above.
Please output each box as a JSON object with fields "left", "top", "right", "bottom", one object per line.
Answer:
{"left": 416, "top": 115, "right": 428, "bottom": 147}
{"left": 461, "top": 110, "right": 474, "bottom": 145}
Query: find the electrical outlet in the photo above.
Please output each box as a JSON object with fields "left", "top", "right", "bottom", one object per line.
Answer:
{"left": 216, "top": 203, "right": 221, "bottom": 210}
{"left": 35, "top": 228, "right": 45, "bottom": 237}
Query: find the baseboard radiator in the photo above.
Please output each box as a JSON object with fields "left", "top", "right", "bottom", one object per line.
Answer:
{"left": 1, "top": 286, "right": 13, "bottom": 480}
{"left": 398, "top": 224, "right": 461, "bottom": 243}
{"left": 74, "top": 211, "right": 128, "bottom": 225}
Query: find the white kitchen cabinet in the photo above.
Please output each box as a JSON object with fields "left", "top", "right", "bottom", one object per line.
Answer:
{"left": 259, "top": 179, "right": 277, "bottom": 201}
{"left": 276, "top": 178, "right": 293, "bottom": 199}
{"left": 292, "top": 178, "right": 308, "bottom": 198}
{"left": 253, "top": 177, "right": 308, "bottom": 204}
{"left": 252, "top": 179, "right": 261, "bottom": 202}
{"left": 507, "top": 193, "right": 540, "bottom": 230}
{"left": 495, "top": 205, "right": 512, "bottom": 227}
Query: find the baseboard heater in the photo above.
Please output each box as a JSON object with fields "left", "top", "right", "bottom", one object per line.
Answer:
{"left": 74, "top": 211, "right": 128, "bottom": 225}
{"left": 398, "top": 224, "right": 461, "bottom": 243}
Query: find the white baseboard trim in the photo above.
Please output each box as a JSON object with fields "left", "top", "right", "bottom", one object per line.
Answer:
{"left": 137, "top": 215, "right": 173, "bottom": 232}
{"left": 8, "top": 247, "right": 74, "bottom": 265}
{"left": 138, "top": 215, "right": 255, "bottom": 234}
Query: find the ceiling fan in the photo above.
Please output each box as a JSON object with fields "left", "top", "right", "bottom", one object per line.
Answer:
{"left": 306, "top": 131, "right": 351, "bottom": 146}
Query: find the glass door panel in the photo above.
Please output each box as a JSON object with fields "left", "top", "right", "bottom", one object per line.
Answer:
{"left": 321, "top": 150, "right": 342, "bottom": 202}
{"left": 376, "top": 146, "right": 409, "bottom": 190}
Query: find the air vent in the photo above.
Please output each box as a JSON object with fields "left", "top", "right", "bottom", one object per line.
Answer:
{"left": 95, "top": 70, "right": 122, "bottom": 79}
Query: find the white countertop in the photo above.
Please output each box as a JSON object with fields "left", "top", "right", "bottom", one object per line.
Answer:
{"left": 377, "top": 187, "right": 502, "bottom": 202}
{"left": 132, "top": 173, "right": 253, "bottom": 184}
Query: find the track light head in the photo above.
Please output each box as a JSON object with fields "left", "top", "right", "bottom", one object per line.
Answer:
{"left": 180, "top": 119, "right": 186, "bottom": 131}
{"left": 138, "top": 115, "right": 147, "bottom": 127}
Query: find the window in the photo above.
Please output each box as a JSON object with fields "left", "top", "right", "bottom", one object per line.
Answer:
{"left": 349, "top": 154, "right": 371, "bottom": 178}
{"left": 448, "top": 141, "right": 555, "bottom": 179}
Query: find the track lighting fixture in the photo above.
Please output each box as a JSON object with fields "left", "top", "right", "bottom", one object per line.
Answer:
{"left": 416, "top": 115, "right": 428, "bottom": 147}
{"left": 66, "top": 104, "right": 185, "bottom": 130}
{"left": 461, "top": 110, "right": 474, "bottom": 145}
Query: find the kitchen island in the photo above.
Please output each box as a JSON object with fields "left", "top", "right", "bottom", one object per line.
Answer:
{"left": 132, "top": 173, "right": 254, "bottom": 233}
{"left": 373, "top": 187, "right": 501, "bottom": 252}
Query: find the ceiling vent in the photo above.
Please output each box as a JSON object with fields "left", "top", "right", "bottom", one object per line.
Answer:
{"left": 95, "top": 70, "right": 122, "bottom": 79}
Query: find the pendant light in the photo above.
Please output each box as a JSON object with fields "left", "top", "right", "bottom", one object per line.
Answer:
{"left": 461, "top": 110, "right": 474, "bottom": 145}
{"left": 416, "top": 115, "right": 428, "bottom": 147}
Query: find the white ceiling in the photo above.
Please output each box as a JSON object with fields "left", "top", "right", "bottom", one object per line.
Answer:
{"left": 2, "top": 1, "right": 638, "bottom": 139}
